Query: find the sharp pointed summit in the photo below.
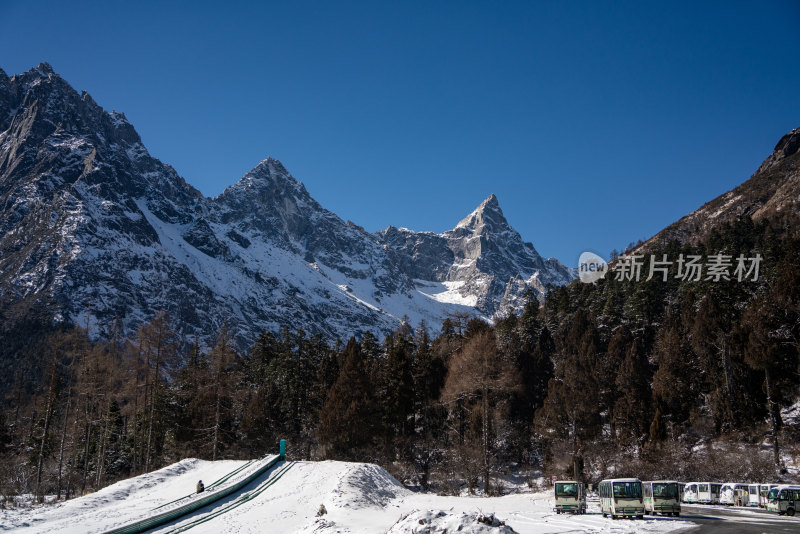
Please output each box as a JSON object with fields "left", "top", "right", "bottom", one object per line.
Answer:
{"left": 35, "top": 62, "right": 55, "bottom": 75}
{"left": 222, "top": 156, "right": 310, "bottom": 202}
{"left": 479, "top": 193, "right": 500, "bottom": 209}
{"left": 454, "top": 193, "right": 512, "bottom": 234}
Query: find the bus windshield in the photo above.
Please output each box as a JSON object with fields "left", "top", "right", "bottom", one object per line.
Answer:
{"left": 613, "top": 482, "right": 642, "bottom": 499}
{"left": 555, "top": 483, "right": 578, "bottom": 497}
{"left": 767, "top": 489, "right": 780, "bottom": 502}
{"left": 652, "top": 483, "right": 677, "bottom": 499}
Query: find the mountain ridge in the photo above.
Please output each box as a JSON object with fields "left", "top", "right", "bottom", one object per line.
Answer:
{"left": 0, "top": 63, "right": 574, "bottom": 346}
{"left": 632, "top": 126, "right": 800, "bottom": 254}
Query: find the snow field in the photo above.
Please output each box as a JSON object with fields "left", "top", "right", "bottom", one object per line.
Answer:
{"left": 0, "top": 457, "right": 269, "bottom": 533}
{"left": 2, "top": 459, "right": 693, "bottom": 533}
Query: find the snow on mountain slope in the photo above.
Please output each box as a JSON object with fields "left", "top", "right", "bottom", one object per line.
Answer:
{"left": 379, "top": 194, "right": 576, "bottom": 319}
{"left": 0, "top": 63, "right": 574, "bottom": 346}
{"left": 1, "top": 459, "right": 691, "bottom": 534}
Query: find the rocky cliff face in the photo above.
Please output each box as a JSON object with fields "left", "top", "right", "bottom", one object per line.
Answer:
{"left": 378, "top": 194, "right": 575, "bottom": 317}
{"left": 0, "top": 64, "right": 574, "bottom": 346}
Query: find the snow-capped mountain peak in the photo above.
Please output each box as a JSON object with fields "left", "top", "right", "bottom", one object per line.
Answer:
{"left": 454, "top": 193, "right": 508, "bottom": 233}
{"left": 0, "top": 64, "right": 575, "bottom": 346}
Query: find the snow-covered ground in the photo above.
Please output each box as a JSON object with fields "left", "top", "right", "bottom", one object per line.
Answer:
{"left": 0, "top": 458, "right": 273, "bottom": 533}
{"left": 2, "top": 459, "right": 692, "bottom": 533}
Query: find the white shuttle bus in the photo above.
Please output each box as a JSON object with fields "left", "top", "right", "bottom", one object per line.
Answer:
{"left": 683, "top": 482, "right": 699, "bottom": 503}
{"left": 767, "top": 485, "right": 800, "bottom": 516}
{"left": 760, "top": 484, "right": 779, "bottom": 508}
{"left": 747, "top": 484, "right": 761, "bottom": 506}
{"left": 553, "top": 480, "right": 587, "bottom": 514}
{"left": 642, "top": 480, "right": 681, "bottom": 516}
{"left": 599, "top": 478, "right": 644, "bottom": 519}
{"left": 683, "top": 481, "right": 722, "bottom": 504}
{"left": 719, "top": 483, "right": 748, "bottom": 506}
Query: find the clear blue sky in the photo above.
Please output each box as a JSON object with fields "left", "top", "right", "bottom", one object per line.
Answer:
{"left": 2, "top": 1, "right": 799, "bottom": 265}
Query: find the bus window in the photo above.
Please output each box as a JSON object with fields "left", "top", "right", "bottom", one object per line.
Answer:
{"left": 613, "top": 482, "right": 642, "bottom": 499}
{"left": 555, "top": 483, "right": 578, "bottom": 497}
{"left": 652, "top": 483, "right": 677, "bottom": 499}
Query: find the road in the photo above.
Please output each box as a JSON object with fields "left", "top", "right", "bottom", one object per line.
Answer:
{"left": 677, "top": 504, "right": 800, "bottom": 533}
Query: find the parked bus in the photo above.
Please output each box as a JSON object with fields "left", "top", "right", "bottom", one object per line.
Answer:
{"left": 598, "top": 478, "right": 644, "bottom": 519}
{"left": 766, "top": 485, "right": 800, "bottom": 516}
{"left": 712, "top": 483, "right": 723, "bottom": 504}
{"left": 683, "top": 481, "right": 722, "bottom": 504}
{"left": 760, "top": 484, "right": 779, "bottom": 508}
{"left": 683, "top": 482, "right": 698, "bottom": 503}
{"left": 553, "top": 480, "right": 586, "bottom": 514}
{"left": 720, "top": 483, "right": 748, "bottom": 506}
{"left": 747, "top": 484, "right": 761, "bottom": 507}
{"left": 642, "top": 480, "right": 681, "bottom": 516}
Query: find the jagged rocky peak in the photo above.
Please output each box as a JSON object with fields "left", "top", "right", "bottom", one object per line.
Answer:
{"left": 34, "top": 61, "right": 55, "bottom": 75}
{"left": 444, "top": 193, "right": 542, "bottom": 264}
{"left": 244, "top": 156, "right": 293, "bottom": 185}
{"left": 220, "top": 157, "right": 314, "bottom": 206}
{"left": 216, "top": 156, "right": 324, "bottom": 240}
{"left": 1, "top": 62, "right": 143, "bottom": 152}
{"left": 452, "top": 194, "right": 512, "bottom": 235}
{"left": 11, "top": 61, "right": 56, "bottom": 84}
{"left": 757, "top": 127, "right": 800, "bottom": 174}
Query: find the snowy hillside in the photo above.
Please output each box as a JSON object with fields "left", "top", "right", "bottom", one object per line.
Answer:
{"left": 2, "top": 458, "right": 689, "bottom": 534}
{"left": 0, "top": 63, "right": 574, "bottom": 347}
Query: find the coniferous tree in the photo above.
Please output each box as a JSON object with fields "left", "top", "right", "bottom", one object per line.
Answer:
{"left": 651, "top": 310, "right": 699, "bottom": 433}
{"left": 690, "top": 295, "right": 739, "bottom": 431}
{"left": 410, "top": 320, "right": 446, "bottom": 489}
{"left": 535, "top": 311, "right": 601, "bottom": 481}
{"left": 0, "top": 410, "right": 10, "bottom": 455}
{"left": 238, "top": 331, "right": 280, "bottom": 454}
{"left": 100, "top": 399, "right": 127, "bottom": 480}
{"left": 318, "top": 338, "right": 377, "bottom": 460}
{"left": 742, "top": 240, "right": 800, "bottom": 466}
{"left": 599, "top": 326, "right": 634, "bottom": 439}
{"left": 315, "top": 344, "right": 340, "bottom": 407}
{"left": 613, "top": 342, "right": 652, "bottom": 450}
{"left": 377, "top": 331, "right": 415, "bottom": 453}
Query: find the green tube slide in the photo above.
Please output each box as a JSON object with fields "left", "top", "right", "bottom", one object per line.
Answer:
{"left": 104, "top": 452, "right": 285, "bottom": 534}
